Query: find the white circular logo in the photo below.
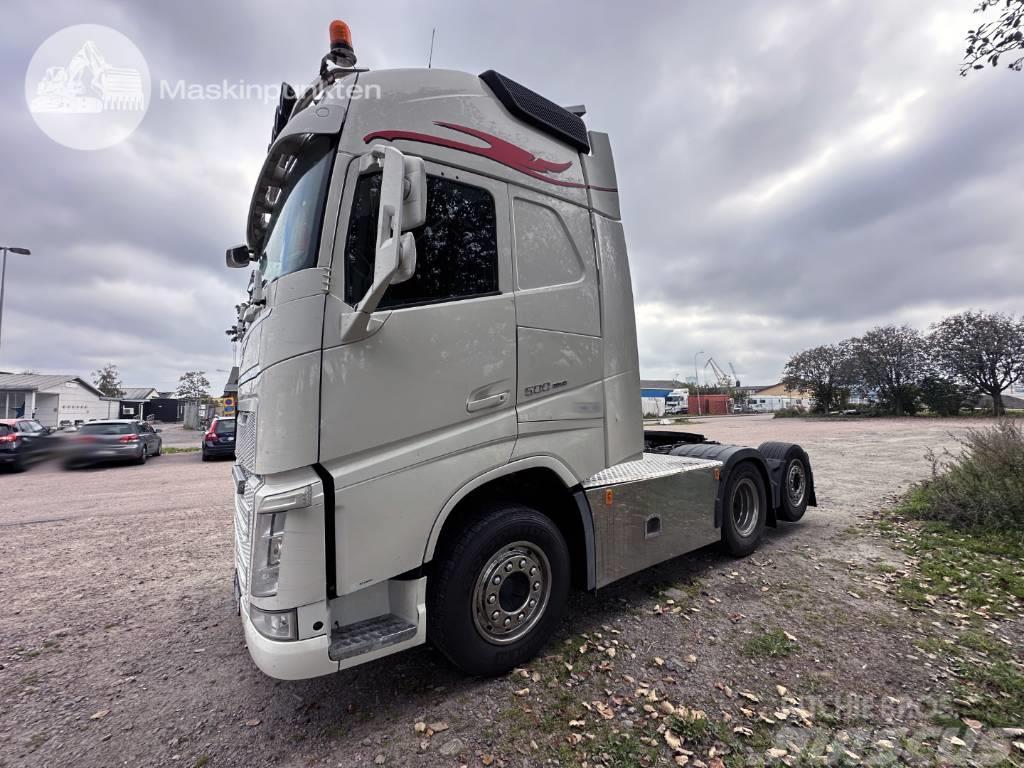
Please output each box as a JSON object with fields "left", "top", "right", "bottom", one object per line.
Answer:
{"left": 25, "top": 24, "right": 150, "bottom": 151}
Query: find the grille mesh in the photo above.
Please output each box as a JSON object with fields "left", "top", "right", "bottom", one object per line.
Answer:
{"left": 234, "top": 490, "right": 253, "bottom": 592}
{"left": 236, "top": 410, "right": 256, "bottom": 472}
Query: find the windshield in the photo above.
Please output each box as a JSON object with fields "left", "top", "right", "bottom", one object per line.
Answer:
{"left": 259, "top": 135, "right": 337, "bottom": 282}
{"left": 80, "top": 423, "right": 133, "bottom": 435}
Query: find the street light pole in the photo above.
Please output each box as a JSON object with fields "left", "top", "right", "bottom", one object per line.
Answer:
{"left": 0, "top": 246, "right": 31, "bottom": 361}
{"left": 693, "top": 350, "right": 704, "bottom": 417}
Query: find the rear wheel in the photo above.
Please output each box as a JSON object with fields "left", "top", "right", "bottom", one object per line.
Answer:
{"left": 135, "top": 445, "right": 148, "bottom": 465}
{"left": 778, "top": 453, "right": 809, "bottom": 522}
{"left": 721, "top": 462, "right": 767, "bottom": 557}
{"left": 758, "top": 442, "right": 811, "bottom": 522}
{"left": 428, "top": 503, "right": 570, "bottom": 676}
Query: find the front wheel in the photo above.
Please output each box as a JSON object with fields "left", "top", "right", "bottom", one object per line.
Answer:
{"left": 721, "top": 462, "right": 767, "bottom": 557}
{"left": 428, "top": 503, "right": 570, "bottom": 676}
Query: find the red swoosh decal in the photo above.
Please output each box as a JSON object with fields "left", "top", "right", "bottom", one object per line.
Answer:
{"left": 363, "top": 121, "right": 616, "bottom": 192}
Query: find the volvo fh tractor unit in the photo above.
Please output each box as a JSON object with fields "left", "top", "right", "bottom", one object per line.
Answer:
{"left": 226, "top": 20, "right": 816, "bottom": 679}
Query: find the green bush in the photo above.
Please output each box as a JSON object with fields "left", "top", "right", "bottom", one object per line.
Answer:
{"left": 905, "top": 420, "right": 1024, "bottom": 533}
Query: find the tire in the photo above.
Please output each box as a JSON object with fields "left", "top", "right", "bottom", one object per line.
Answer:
{"left": 721, "top": 462, "right": 767, "bottom": 557}
{"left": 758, "top": 442, "right": 811, "bottom": 523}
{"left": 135, "top": 445, "right": 148, "bottom": 465}
{"left": 201, "top": 449, "right": 209, "bottom": 462}
{"left": 428, "top": 503, "right": 570, "bottom": 676}
{"left": 153, "top": 440, "right": 162, "bottom": 457}
{"left": 11, "top": 454, "right": 26, "bottom": 473}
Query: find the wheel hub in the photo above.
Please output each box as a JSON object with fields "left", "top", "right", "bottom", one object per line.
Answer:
{"left": 472, "top": 541, "right": 550, "bottom": 645}
{"left": 731, "top": 477, "right": 760, "bottom": 537}
{"left": 786, "top": 462, "right": 805, "bottom": 507}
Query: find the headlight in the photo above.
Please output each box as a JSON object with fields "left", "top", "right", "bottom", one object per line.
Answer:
{"left": 251, "top": 511, "right": 287, "bottom": 596}
{"left": 249, "top": 605, "right": 297, "bottom": 641}
{"left": 249, "top": 485, "right": 312, "bottom": 597}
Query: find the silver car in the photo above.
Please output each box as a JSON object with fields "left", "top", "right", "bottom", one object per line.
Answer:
{"left": 63, "top": 420, "right": 163, "bottom": 469}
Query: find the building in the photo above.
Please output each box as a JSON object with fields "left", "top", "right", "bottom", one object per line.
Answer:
{"left": 746, "top": 383, "right": 814, "bottom": 412}
{"left": 0, "top": 373, "right": 115, "bottom": 427}
{"left": 118, "top": 387, "right": 158, "bottom": 419}
{"left": 640, "top": 379, "right": 689, "bottom": 416}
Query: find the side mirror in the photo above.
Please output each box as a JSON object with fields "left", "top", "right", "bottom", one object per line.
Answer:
{"left": 341, "top": 146, "right": 427, "bottom": 341}
{"left": 226, "top": 244, "right": 253, "bottom": 269}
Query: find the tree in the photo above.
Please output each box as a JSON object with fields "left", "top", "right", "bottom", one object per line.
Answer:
{"left": 176, "top": 371, "right": 211, "bottom": 403}
{"left": 852, "top": 325, "right": 928, "bottom": 416}
{"left": 918, "top": 375, "right": 974, "bottom": 416}
{"left": 962, "top": 0, "right": 1024, "bottom": 75}
{"left": 782, "top": 342, "right": 856, "bottom": 413}
{"left": 92, "top": 363, "right": 124, "bottom": 398}
{"left": 929, "top": 311, "right": 1024, "bottom": 416}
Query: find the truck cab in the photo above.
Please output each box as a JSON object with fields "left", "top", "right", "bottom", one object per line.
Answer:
{"left": 228, "top": 22, "right": 816, "bottom": 679}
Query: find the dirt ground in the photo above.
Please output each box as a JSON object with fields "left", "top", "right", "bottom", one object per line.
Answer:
{"left": 0, "top": 416, "right": 1018, "bottom": 767}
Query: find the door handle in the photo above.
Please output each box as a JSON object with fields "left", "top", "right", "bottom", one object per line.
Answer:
{"left": 467, "top": 391, "right": 509, "bottom": 413}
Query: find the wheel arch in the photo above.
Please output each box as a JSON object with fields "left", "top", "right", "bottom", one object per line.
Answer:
{"left": 757, "top": 441, "right": 817, "bottom": 511}
{"left": 423, "top": 456, "right": 596, "bottom": 591}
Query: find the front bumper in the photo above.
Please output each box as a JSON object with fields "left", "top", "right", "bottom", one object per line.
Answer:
{"left": 240, "top": 598, "right": 338, "bottom": 680}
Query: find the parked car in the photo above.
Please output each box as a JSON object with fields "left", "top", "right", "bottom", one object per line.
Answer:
{"left": 63, "top": 420, "right": 162, "bottom": 469}
{"left": 0, "top": 418, "right": 54, "bottom": 471}
{"left": 201, "top": 416, "right": 236, "bottom": 461}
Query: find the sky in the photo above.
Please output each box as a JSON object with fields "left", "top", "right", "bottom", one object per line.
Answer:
{"left": 1, "top": 0, "right": 1022, "bottom": 392}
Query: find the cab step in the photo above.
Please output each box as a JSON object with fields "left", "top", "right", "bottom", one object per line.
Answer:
{"left": 328, "top": 614, "right": 417, "bottom": 661}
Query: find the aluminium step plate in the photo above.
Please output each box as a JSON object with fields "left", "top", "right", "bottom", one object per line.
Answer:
{"left": 583, "top": 452, "right": 721, "bottom": 489}
{"left": 328, "top": 614, "right": 417, "bottom": 661}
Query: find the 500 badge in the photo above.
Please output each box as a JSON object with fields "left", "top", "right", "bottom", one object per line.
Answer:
{"left": 523, "top": 380, "right": 567, "bottom": 398}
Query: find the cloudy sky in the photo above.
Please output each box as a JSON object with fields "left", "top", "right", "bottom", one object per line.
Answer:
{"left": 1, "top": 0, "right": 1022, "bottom": 392}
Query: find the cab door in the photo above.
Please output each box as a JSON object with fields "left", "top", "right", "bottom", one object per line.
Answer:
{"left": 319, "top": 160, "right": 517, "bottom": 591}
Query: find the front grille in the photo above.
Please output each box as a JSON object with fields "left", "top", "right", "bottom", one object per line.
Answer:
{"left": 233, "top": 473, "right": 261, "bottom": 593}
{"left": 236, "top": 410, "right": 256, "bottom": 472}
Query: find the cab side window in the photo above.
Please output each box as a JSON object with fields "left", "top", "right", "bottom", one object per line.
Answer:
{"left": 343, "top": 172, "right": 499, "bottom": 309}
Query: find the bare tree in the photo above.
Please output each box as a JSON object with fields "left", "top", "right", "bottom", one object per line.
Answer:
{"left": 782, "top": 342, "right": 856, "bottom": 413}
{"left": 929, "top": 311, "right": 1024, "bottom": 416}
{"left": 92, "top": 363, "right": 124, "bottom": 398}
{"left": 852, "top": 325, "right": 927, "bottom": 416}
{"left": 962, "top": 0, "right": 1024, "bottom": 75}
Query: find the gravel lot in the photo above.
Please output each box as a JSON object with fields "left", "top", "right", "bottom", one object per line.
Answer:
{"left": 0, "top": 416, "right": 1014, "bottom": 767}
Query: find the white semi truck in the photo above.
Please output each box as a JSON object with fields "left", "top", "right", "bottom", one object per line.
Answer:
{"left": 225, "top": 21, "right": 816, "bottom": 680}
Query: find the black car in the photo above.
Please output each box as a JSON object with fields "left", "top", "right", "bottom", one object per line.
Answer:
{"left": 202, "top": 416, "right": 236, "bottom": 460}
{"left": 0, "top": 418, "right": 53, "bottom": 472}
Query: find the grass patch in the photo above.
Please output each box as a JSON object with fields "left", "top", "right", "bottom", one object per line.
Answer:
{"left": 665, "top": 711, "right": 712, "bottom": 742}
{"left": 892, "top": 520, "right": 1024, "bottom": 613}
{"left": 163, "top": 446, "right": 200, "bottom": 454}
{"left": 741, "top": 627, "right": 796, "bottom": 658}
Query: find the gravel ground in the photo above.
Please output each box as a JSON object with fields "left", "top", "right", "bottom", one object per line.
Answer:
{"left": 0, "top": 416, "right": 1017, "bottom": 767}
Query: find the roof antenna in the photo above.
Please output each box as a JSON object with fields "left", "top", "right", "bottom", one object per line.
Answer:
{"left": 428, "top": 28, "right": 436, "bottom": 68}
